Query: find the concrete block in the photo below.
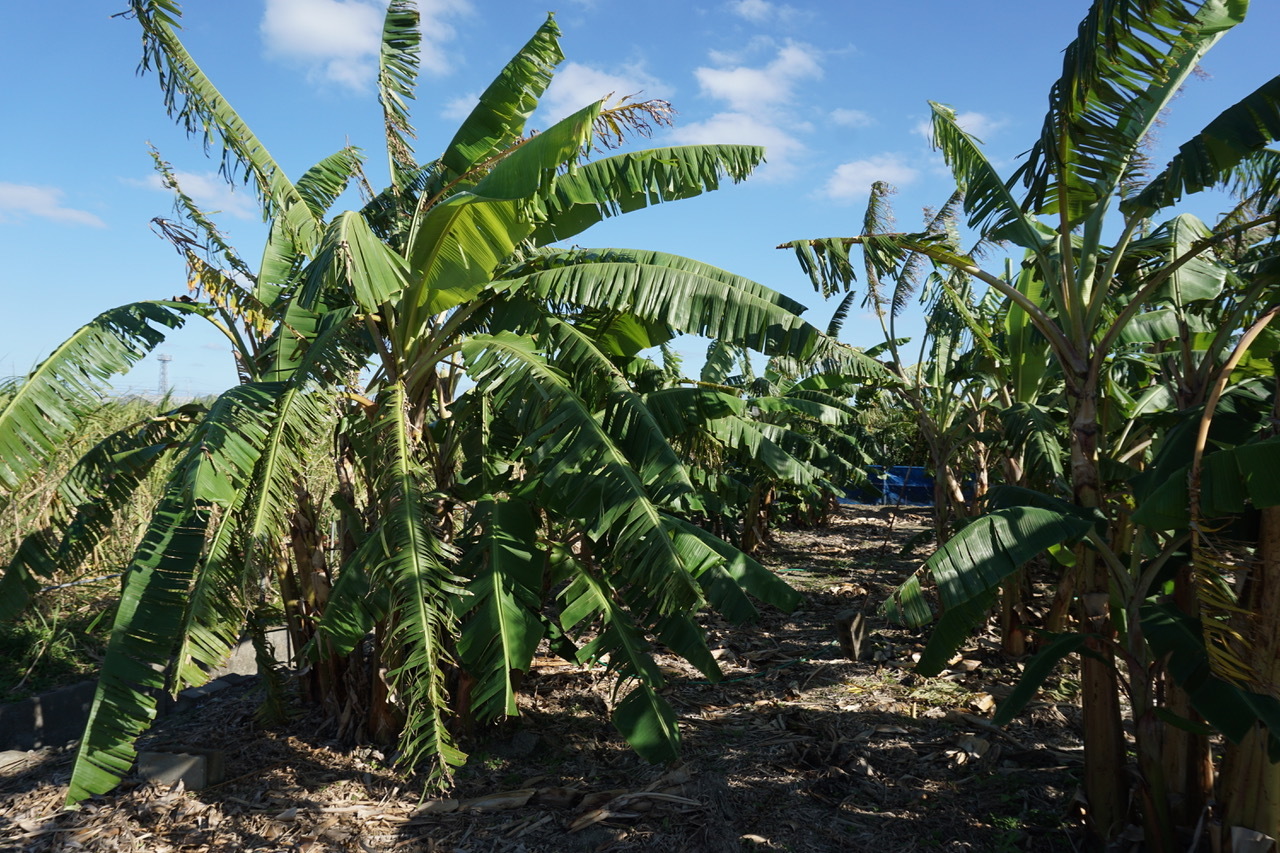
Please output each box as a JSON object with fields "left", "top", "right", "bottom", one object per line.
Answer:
{"left": 0, "top": 679, "right": 97, "bottom": 751}
{"left": 137, "top": 748, "right": 225, "bottom": 790}
{"left": 208, "top": 628, "right": 292, "bottom": 679}
{"left": 168, "top": 678, "right": 232, "bottom": 716}
{"left": 0, "top": 627, "right": 293, "bottom": 752}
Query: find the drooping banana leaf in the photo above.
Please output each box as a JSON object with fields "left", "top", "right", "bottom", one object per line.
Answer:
{"left": 661, "top": 513, "right": 804, "bottom": 622}
{"left": 1017, "top": 0, "right": 1242, "bottom": 222}
{"left": 1126, "top": 75, "right": 1280, "bottom": 217}
{"left": 1133, "top": 435, "right": 1280, "bottom": 530}
{"left": 455, "top": 497, "right": 545, "bottom": 721}
{"left": 641, "top": 386, "right": 744, "bottom": 438}
{"left": 991, "top": 632, "right": 1091, "bottom": 726}
{"left": 1142, "top": 602, "right": 1280, "bottom": 759}
{"left": 463, "top": 331, "right": 706, "bottom": 620}
{"left": 701, "top": 340, "right": 740, "bottom": 385}
{"left": 557, "top": 558, "right": 680, "bottom": 764}
{"left": 363, "top": 382, "right": 466, "bottom": 783}
{"left": 66, "top": 383, "right": 280, "bottom": 805}
{"left": 928, "top": 101, "right": 1055, "bottom": 253}
{"left": 530, "top": 145, "right": 764, "bottom": 245}
{"left": 998, "top": 402, "right": 1066, "bottom": 483}
{"left": 174, "top": 318, "right": 362, "bottom": 692}
{"left": 130, "top": 0, "right": 326, "bottom": 254}
{"left": 505, "top": 251, "right": 830, "bottom": 361}
{"left": 883, "top": 505, "right": 1094, "bottom": 676}
{"left": 0, "top": 301, "right": 196, "bottom": 491}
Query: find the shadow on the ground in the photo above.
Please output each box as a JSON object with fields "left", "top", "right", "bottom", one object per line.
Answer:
{"left": 1, "top": 506, "right": 1085, "bottom": 852}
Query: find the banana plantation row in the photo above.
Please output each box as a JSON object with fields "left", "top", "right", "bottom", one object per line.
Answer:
{"left": 1, "top": 0, "right": 1279, "bottom": 848}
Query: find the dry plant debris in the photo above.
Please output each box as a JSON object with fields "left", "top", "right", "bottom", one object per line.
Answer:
{"left": 0, "top": 505, "right": 1085, "bottom": 851}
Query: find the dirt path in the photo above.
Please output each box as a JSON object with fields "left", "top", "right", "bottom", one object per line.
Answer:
{"left": 0, "top": 505, "right": 1085, "bottom": 852}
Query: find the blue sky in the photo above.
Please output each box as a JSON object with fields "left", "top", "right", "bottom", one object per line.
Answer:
{"left": 1, "top": 1, "right": 1276, "bottom": 397}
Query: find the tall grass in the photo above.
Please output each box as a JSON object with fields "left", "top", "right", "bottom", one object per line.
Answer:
{"left": 0, "top": 397, "right": 176, "bottom": 701}
{"left": 0, "top": 394, "right": 343, "bottom": 702}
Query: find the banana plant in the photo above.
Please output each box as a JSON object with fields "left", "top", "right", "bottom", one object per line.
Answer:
{"left": 782, "top": 1, "right": 1280, "bottom": 844}
{"left": 0, "top": 1, "right": 855, "bottom": 805}
{"left": 682, "top": 340, "right": 883, "bottom": 552}
{"left": 794, "top": 184, "right": 1011, "bottom": 540}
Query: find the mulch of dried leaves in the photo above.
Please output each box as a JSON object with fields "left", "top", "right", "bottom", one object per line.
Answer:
{"left": 0, "top": 505, "right": 1087, "bottom": 852}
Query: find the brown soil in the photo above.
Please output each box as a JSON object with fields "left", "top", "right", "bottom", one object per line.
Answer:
{"left": 0, "top": 505, "right": 1086, "bottom": 852}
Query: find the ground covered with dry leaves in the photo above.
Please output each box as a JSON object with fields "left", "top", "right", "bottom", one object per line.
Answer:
{"left": 0, "top": 505, "right": 1088, "bottom": 852}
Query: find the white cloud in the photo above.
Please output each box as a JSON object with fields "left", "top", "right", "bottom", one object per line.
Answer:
{"left": 728, "top": 0, "right": 800, "bottom": 23}
{"left": 955, "top": 111, "right": 1006, "bottom": 139}
{"left": 679, "top": 41, "right": 821, "bottom": 176}
{"left": 706, "top": 35, "right": 775, "bottom": 67}
{"left": 442, "top": 92, "right": 480, "bottom": 121}
{"left": 822, "top": 154, "right": 920, "bottom": 201}
{"left": 540, "top": 61, "right": 669, "bottom": 125}
{"left": 731, "top": 0, "right": 773, "bottom": 21}
{"left": 830, "top": 107, "right": 874, "bottom": 128}
{"left": 416, "top": 0, "right": 473, "bottom": 73}
{"left": 138, "top": 172, "right": 259, "bottom": 221}
{"left": 671, "top": 112, "right": 804, "bottom": 163}
{"left": 914, "top": 110, "right": 1006, "bottom": 142}
{"left": 0, "top": 183, "right": 105, "bottom": 227}
{"left": 261, "top": 0, "right": 470, "bottom": 90}
{"left": 694, "top": 42, "right": 820, "bottom": 112}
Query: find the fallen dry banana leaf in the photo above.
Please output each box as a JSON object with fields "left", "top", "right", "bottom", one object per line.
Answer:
{"left": 568, "top": 808, "right": 642, "bottom": 832}
{"left": 409, "top": 798, "right": 459, "bottom": 816}
{"left": 611, "top": 792, "right": 701, "bottom": 807}
{"left": 507, "top": 814, "right": 553, "bottom": 838}
{"left": 460, "top": 789, "right": 536, "bottom": 811}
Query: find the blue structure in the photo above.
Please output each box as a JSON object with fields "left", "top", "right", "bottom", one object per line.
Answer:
{"left": 846, "top": 466, "right": 935, "bottom": 506}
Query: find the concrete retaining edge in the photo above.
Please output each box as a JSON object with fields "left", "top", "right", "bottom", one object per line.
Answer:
{"left": 0, "top": 628, "right": 291, "bottom": 752}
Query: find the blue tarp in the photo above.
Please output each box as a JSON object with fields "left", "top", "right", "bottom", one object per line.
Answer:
{"left": 845, "top": 465, "right": 935, "bottom": 506}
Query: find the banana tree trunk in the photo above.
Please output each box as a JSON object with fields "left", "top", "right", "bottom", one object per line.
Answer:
{"left": 967, "top": 419, "right": 989, "bottom": 513}
{"left": 1128, "top": 653, "right": 1175, "bottom": 852}
{"left": 742, "top": 483, "right": 772, "bottom": 555}
{"left": 931, "top": 474, "right": 949, "bottom": 541}
{"left": 999, "top": 451, "right": 1029, "bottom": 656}
{"left": 1220, "top": 505, "right": 1280, "bottom": 838}
{"left": 1070, "top": 383, "right": 1128, "bottom": 840}
{"left": 1000, "top": 570, "right": 1027, "bottom": 657}
{"left": 945, "top": 465, "right": 969, "bottom": 516}
{"left": 1162, "top": 562, "right": 1213, "bottom": 829}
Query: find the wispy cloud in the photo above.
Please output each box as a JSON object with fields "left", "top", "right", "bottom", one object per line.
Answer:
{"left": 539, "top": 61, "right": 670, "bottom": 125}
{"left": 673, "top": 41, "right": 821, "bottom": 177}
{"left": 822, "top": 154, "right": 920, "bottom": 201}
{"left": 671, "top": 112, "right": 805, "bottom": 164}
{"left": 135, "top": 171, "right": 259, "bottom": 221}
{"left": 0, "top": 183, "right": 105, "bottom": 227}
{"left": 707, "top": 35, "right": 776, "bottom": 67}
{"left": 441, "top": 92, "right": 480, "bottom": 121}
{"left": 261, "top": 0, "right": 470, "bottom": 91}
{"left": 830, "top": 107, "right": 874, "bottom": 128}
{"left": 817, "top": 109, "right": 1004, "bottom": 203}
{"left": 694, "top": 42, "right": 819, "bottom": 112}
{"left": 727, "top": 0, "right": 801, "bottom": 24}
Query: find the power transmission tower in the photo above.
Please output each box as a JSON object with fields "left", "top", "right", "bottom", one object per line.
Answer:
{"left": 157, "top": 353, "right": 172, "bottom": 397}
